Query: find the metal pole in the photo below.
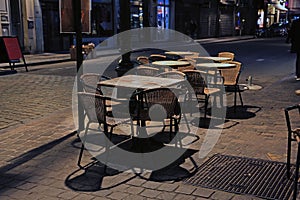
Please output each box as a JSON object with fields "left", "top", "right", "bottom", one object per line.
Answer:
{"left": 115, "top": 0, "right": 133, "bottom": 76}
{"left": 216, "top": 0, "right": 220, "bottom": 37}
{"left": 74, "top": 0, "right": 84, "bottom": 132}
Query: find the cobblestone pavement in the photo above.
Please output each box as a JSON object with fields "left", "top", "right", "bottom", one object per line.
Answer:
{"left": 0, "top": 73, "right": 74, "bottom": 130}
{"left": 1, "top": 56, "right": 300, "bottom": 199}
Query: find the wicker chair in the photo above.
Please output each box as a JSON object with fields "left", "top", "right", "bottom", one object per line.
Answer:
{"left": 219, "top": 60, "right": 243, "bottom": 111}
{"left": 156, "top": 71, "right": 186, "bottom": 79}
{"left": 156, "top": 71, "right": 191, "bottom": 132}
{"left": 177, "top": 58, "right": 196, "bottom": 72}
{"left": 77, "top": 92, "right": 132, "bottom": 169}
{"left": 137, "top": 56, "right": 150, "bottom": 65}
{"left": 80, "top": 73, "right": 124, "bottom": 116}
{"left": 80, "top": 73, "right": 111, "bottom": 94}
{"left": 183, "top": 70, "right": 221, "bottom": 119}
{"left": 135, "top": 65, "right": 160, "bottom": 76}
{"left": 184, "top": 52, "right": 200, "bottom": 59}
{"left": 285, "top": 105, "right": 300, "bottom": 200}
{"left": 130, "top": 88, "right": 181, "bottom": 140}
{"left": 218, "top": 52, "right": 235, "bottom": 61}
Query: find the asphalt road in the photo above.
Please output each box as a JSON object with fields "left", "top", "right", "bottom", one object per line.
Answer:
{"left": 25, "top": 37, "right": 296, "bottom": 88}
{"left": 202, "top": 37, "right": 296, "bottom": 86}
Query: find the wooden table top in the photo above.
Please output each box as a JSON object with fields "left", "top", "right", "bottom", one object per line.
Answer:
{"left": 196, "top": 56, "right": 232, "bottom": 62}
{"left": 99, "top": 75, "right": 184, "bottom": 90}
{"left": 152, "top": 60, "right": 190, "bottom": 67}
{"left": 196, "top": 62, "right": 235, "bottom": 68}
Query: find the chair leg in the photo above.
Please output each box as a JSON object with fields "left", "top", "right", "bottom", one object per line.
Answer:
{"left": 182, "top": 113, "right": 191, "bottom": 133}
{"left": 238, "top": 86, "right": 243, "bottom": 107}
{"left": 287, "top": 131, "right": 292, "bottom": 178}
{"left": 130, "top": 120, "right": 134, "bottom": 138}
{"left": 103, "top": 125, "right": 112, "bottom": 174}
{"left": 169, "top": 118, "right": 173, "bottom": 141}
{"left": 77, "top": 123, "right": 90, "bottom": 168}
{"left": 293, "top": 141, "right": 300, "bottom": 200}
{"left": 234, "top": 85, "right": 237, "bottom": 112}
{"left": 204, "top": 95, "right": 209, "bottom": 119}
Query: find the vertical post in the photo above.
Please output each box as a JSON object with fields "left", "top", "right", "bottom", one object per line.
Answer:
{"left": 74, "top": 0, "right": 84, "bottom": 132}
{"left": 142, "top": 0, "right": 150, "bottom": 27}
{"left": 116, "top": 0, "right": 133, "bottom": 76}
{"left": 216, "top": 0, "right": 220, "bottom": 37}
{"left": 142, "top": 0, "right": 150, "bottom": 43}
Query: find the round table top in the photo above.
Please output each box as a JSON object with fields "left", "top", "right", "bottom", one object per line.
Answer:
{"left": 196, "top": 63, "right": 235, "bottom": 68}
{"left": 165, "top": 51, "right": 197, "bottom": 56}
{"left": 196, "top": 56, "right": 232, "bottom": 62}
{"left": 152, "top": 60, "right": 190, "bottom": 66}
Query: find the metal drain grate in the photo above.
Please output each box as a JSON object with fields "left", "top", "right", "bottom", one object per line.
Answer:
{"left": 184, "top": 154, "right": 296, "bottom": 200}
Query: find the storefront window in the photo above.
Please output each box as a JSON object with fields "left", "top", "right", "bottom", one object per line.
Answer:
{"left": 257, "top": 9, "right": 264, "bottom": 28}
{"left": 157, "top": 0, "right": 169, "bottom": 29}
{"left": 130, "top": 0, "right": 143, "bottom": 28}
{"left": 91, "top": 0, "right": 113, "bottom": 37}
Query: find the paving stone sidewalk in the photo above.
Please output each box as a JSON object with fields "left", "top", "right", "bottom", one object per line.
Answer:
{"left": 0, "top": 65, "right": 299, "bottom": 199}
{"left": 1, "top": 36, "right": 300, "bottom": 200}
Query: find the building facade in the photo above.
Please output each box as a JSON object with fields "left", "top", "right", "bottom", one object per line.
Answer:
{"left": 0, "top": 0, "right": 286, "bottom": 53}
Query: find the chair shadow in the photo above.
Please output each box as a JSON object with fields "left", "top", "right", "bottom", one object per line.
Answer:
{"left": 65, "top": 135, "right": 199, "bottom": 191}
{"left": 225, "top": 105, "right": 261, "bottom": 120}
{"left": 191, "top": 116, "right": 239, "bottom": 129}
{"left": 65, "top": 161, "right": 136, "bottom": 192}
{"left": 145, "top": 148, "right": 199, "bottom": 182}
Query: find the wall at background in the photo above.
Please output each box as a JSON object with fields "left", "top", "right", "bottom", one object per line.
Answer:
{"left": 0, "top": 0, "right": 262, "bottom": 52}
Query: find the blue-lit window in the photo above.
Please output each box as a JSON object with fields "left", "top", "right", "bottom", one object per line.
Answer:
{"left": 157, "top": 0, "right": 169, "bottom": 29}
{"left": 130, "top": 0, "right": 143, "bottom": 28}
{"left": 158, "top": 0, "right": 169, "bottom": 5}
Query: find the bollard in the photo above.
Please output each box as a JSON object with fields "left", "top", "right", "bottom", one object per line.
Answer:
{"left": 247, "top": 76, "right": 252, "bottom": 86}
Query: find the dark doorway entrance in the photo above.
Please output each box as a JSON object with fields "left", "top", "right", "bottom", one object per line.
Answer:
{"left": 41, "top": 0, "right": 71, "bottom": 52}
{"left": 10, "top": 0, "right": 23, "bottom": 49}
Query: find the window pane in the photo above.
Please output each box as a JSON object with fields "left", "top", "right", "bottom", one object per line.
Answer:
{"left": 157, "top": 0, "right": 164, "bottom": 5}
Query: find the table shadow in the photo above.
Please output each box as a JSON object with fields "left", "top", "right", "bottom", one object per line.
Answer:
{"left": 65, "top": 137, "right": 199, "bottom": 191}
{"left": 225, "top": 105, "right": 261, "bottom": 119}
{"left": 191, "top": 116, "right": 239, "bottom": 129}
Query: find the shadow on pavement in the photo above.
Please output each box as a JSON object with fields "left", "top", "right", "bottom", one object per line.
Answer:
{"left": 1, "top": 131, "right": 77, "bottom": 173}
{"left": 191, "top": 117, "right": 239, "bottom": 129}
{"left": 225, "top": 105, "right": 261, "bottom": 119}
{"left": 65, "top": 138, "right": 198, "bottom": 191}
{"left": 65, "top": 161, "right": 136, "bottom": 192}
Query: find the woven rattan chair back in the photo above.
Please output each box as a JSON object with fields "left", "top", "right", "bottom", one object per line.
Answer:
{"left": 80, "top": 73, "right": 101, "bottom": 93}
{"left": 156, "top": 71, "right": 186, "bottom": 79}
{"left": 182, "top": 70, "right": 207, "bottom": 95}
{"left": 220, "top": 61, "right": 242, "bottom": 86}
{"left": 177, "top": 58, "right": 196, "bottom": 72}
{"left": 219, "top": 61, "right": 243, "bottom": 110}
{"left": 136, "top": 66, "right": 160, "bottom": 76}
{"left": 131, "top": 88, "right": 179, "bottom": 121}
{"left": 218, "top": 52, "right": 235, "bottom": 61}
{"left": 137, "top": 56, "right": 150, "bottom": 64}
{"left": 80, "top": 73, "right": 111, "bottom": 95}
{"left": 184, "top": 52, "right": 200, "bottom": 59}
{"left": 144, "top": 88, "right": 178, "bottom": 117}
{"left": 78, "top": 92, "right": 106, "bottom": 124}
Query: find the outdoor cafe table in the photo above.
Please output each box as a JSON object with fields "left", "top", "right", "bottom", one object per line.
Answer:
{"left": 152, "top": 60, "right": 191, "bottom": 71}
{"left": 196, "top": 62, "right": 236, "bottom": 83}
{"left": 196, "top": 62, "right": 235, "bottom": 69}
{"left": 196, "top": 56, "right": 232, "bottom": 62}
{"left": 98, "top": 74, "right": 185, "bottom": 91}
{"left": 98, "top": 75, "right": 185, "bottom": 145}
